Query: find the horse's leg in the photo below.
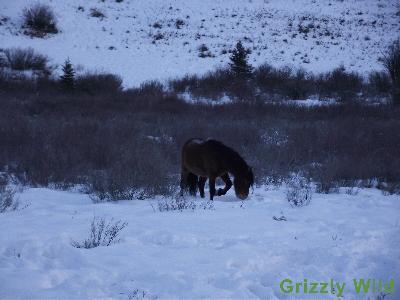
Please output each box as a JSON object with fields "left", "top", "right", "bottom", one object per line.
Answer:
{"left": 187, "top": 173, "right": 198, "bottom": 196}
{"left": 180, "top": 167, "right": 189, "bottom": 196}
{"left": 217, "top": 173, "right": 232, "bottom": 196}
{"left": 208, "top": 176, "right": 216, "bottom": 200}
{"left": 180, "top": 167, "right": 197, "bottom": 196}
{"left": 198, "top": 176, "right": 207, "bottom": 198}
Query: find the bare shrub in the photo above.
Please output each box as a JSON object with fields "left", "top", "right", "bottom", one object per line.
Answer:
{"left": 0, "top": 175, "right": 19, "bottom": 213}
{"left": 138, "top": 80, "right": 164, "bottom": 96}
{"left": 175, "top": 19, "right": 185, "bottom": 29}
{"left": 152, "top": 33, "right": 164, "bottom": 42}
{"left": 345, "top": 187, "right": 359, "bottom": 195}
{"left": 368, "top": 71, "right": 392, "bottom": 95}
{"left": 272, "top": 215, "right": 287, "bottom": 221}
{"left": 22, "top": 4, "right": 58, "bottom": 36}
{"left": 3, "top": 48, "right": 49, "bottom": 72}
{"left": 90, "top": 8, "right": 105, "bottom": 18}
{"left": 71, "top": 216, "right": 127, "bottom": 249}
{"left": 382, "top": 39, "right": 400, "bottom": 85}
{"left": 254, "top": 64, "right": 291, "bottom": 95}
{"left": 157, "top": 195, "right": 214, "bottom": 212}
{"left": 198, "top": 44, "right": 214, "bottom": 58}
{"left": 152, "top": 22, "right": 162, "bottom": 29}
{"left": 0, "top": 52, "right": 8, "bottom": 68}
{"left": 246, "top": 64, "right": 314, "bottom": 100}
{"left": 127, "top": 289, "right": 148, "bottom": 299}
{"left": 285, "top": 172, "right": 312, "bottom": 207}
{"left": 378, "top": 182, "right": 400, "bottom": 195}
{"left": 85, "top": 137, "right": 177, "bottom": 202}
{"left": 381, "top": 39, "right": 400, "bottom": 105}
{"left": 158, "top": 195, "right": 196, "bottom": 211}
{"left": 315, "top": 176, "right": 339, "bottom": 194}
{"left": 86, "top": 170, "right": 137, "bottom": 203}
{"left": 313, "top": 164, "right": 340, "bottom": 194}
{"left": 255, "top": 63, "right": 364, "bottom": 101}
{"left": 75, "top": 72, "right": 122, "bottom": 94}
{"left": 317, "top": 66, "right": 363, "bottom": 101}
{"left": 198, "top": 44, "right": 209, "bottom": 53}
{"left": 169, "top": 74, "right": 197, "bottom": 93}
{"left": 181, "top": 67, "right": 234, "bottom": 100}
{"left": 285, "top": 69, "right": 314, "bottom": 100}
{"left": 0, "top": 68, "right": 37, "bottom": 91}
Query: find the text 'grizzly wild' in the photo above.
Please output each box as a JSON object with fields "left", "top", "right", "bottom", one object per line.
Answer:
{"left": 180, "top": 139, "right": 254, "bottom": 200}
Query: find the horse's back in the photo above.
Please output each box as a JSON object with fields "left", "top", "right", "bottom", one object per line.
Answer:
{"left": 182, "top": 138, "right": 227, "bottom": 177}
{"left": 183, "top": 138, "right": 223, "bottom": 150}
{"left": 183, "top": 138, "right": 204, "bottom": 149}
{"left": 182, "top": 139, "right": 205, "bottom": 174}
{"left": 182, "top": 138, "right": 220, "bottom": 158}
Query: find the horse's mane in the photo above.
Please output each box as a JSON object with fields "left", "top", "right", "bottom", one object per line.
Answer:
{"left": 206, "top": 139, "right": 253, "bottom": 184}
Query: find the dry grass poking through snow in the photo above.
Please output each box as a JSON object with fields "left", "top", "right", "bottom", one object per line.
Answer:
{"left": 71, "top": 216, "right": 128, "bottom": 249}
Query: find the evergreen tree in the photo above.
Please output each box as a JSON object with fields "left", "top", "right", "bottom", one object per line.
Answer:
{"left": 229, "top": 41, "right": 253, "bottom": 78}
{"left": 60, "top": 58, "right": 75, "bottom": 91}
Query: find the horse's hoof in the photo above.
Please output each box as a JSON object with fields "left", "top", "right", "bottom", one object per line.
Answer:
{"left": 217, "top": 188, "right": 224, "bottom": 196}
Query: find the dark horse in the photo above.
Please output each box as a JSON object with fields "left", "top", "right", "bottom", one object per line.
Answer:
{"left": 180, "top": 138, "right": 254, "bottom": 200}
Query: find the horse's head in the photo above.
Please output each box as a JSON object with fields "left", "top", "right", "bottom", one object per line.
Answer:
{"left": 234, "top": 166, "right": 254, "bottom": 200}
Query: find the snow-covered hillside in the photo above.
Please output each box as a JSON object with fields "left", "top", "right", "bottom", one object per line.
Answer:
{"left": 1, "top": 0, "right": 399, "bottom": 87}
{"left": 0, "top": 186, "right": 399, "bottom": 299}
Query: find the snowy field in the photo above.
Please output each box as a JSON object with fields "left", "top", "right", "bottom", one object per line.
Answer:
{"left": 0, "top": 186, "right": 399, "bottom": 299}
{"left": 0, "top": 0, "right": 399, "bottom": 87}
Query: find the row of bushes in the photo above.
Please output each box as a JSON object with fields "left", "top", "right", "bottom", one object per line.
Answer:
{"left": 0, "top": 46, "right": 124, "bottom": 95}
{"left": 170, "top": 39, "right": 400, "bottom": 105}
{"left": 1, "top": 43, "right": 399, "bottom": 199}
{"left": 0, "top": 46, "right": 392, "bottom": 103}
{"left": 169, "top": 64, "right": 392, "bottom": 103}
{"left": 2, "top": 35, "right": 399, "bottom": 103}
{"left": 0, "top": 71, "right": 399, "bottom": 199}
{"left": 0, "top": 70, "right": 122, "bottom": 97}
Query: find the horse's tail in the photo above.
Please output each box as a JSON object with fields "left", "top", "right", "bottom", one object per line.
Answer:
{"left": 180, "top": 170, "right": 198, "bottom": 196}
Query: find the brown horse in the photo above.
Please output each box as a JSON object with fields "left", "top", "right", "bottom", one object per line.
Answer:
{"left": 180, "top": 138, "right": 254, "bottom": 200}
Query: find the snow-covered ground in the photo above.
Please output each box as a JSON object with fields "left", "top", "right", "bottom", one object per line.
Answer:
{"left": 0, "top": 186, "right": 399, "bottom": 299}
{"left": 1, "top": 0, "right": 399, "bottom": 87}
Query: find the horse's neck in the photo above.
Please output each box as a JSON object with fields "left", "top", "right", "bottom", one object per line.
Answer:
{"left": 229, "top": 165, "right": 245, "bottom": 178}
{"left": 225, "top": 153, "right": 246, "bottom": 178}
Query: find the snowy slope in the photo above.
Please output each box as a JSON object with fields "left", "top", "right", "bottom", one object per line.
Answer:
{"left": 0, "top": 0, "right": 399, "bottom": 87}
{"left": 0, "top": 186, "right": 399, "bottom": 299}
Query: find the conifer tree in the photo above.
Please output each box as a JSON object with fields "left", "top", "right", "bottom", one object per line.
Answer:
{"left": 229, "top": 41, "right": 253, "bottom": 78}
{"left": 60, "top": 58, "right": 75, "bottom": 91}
